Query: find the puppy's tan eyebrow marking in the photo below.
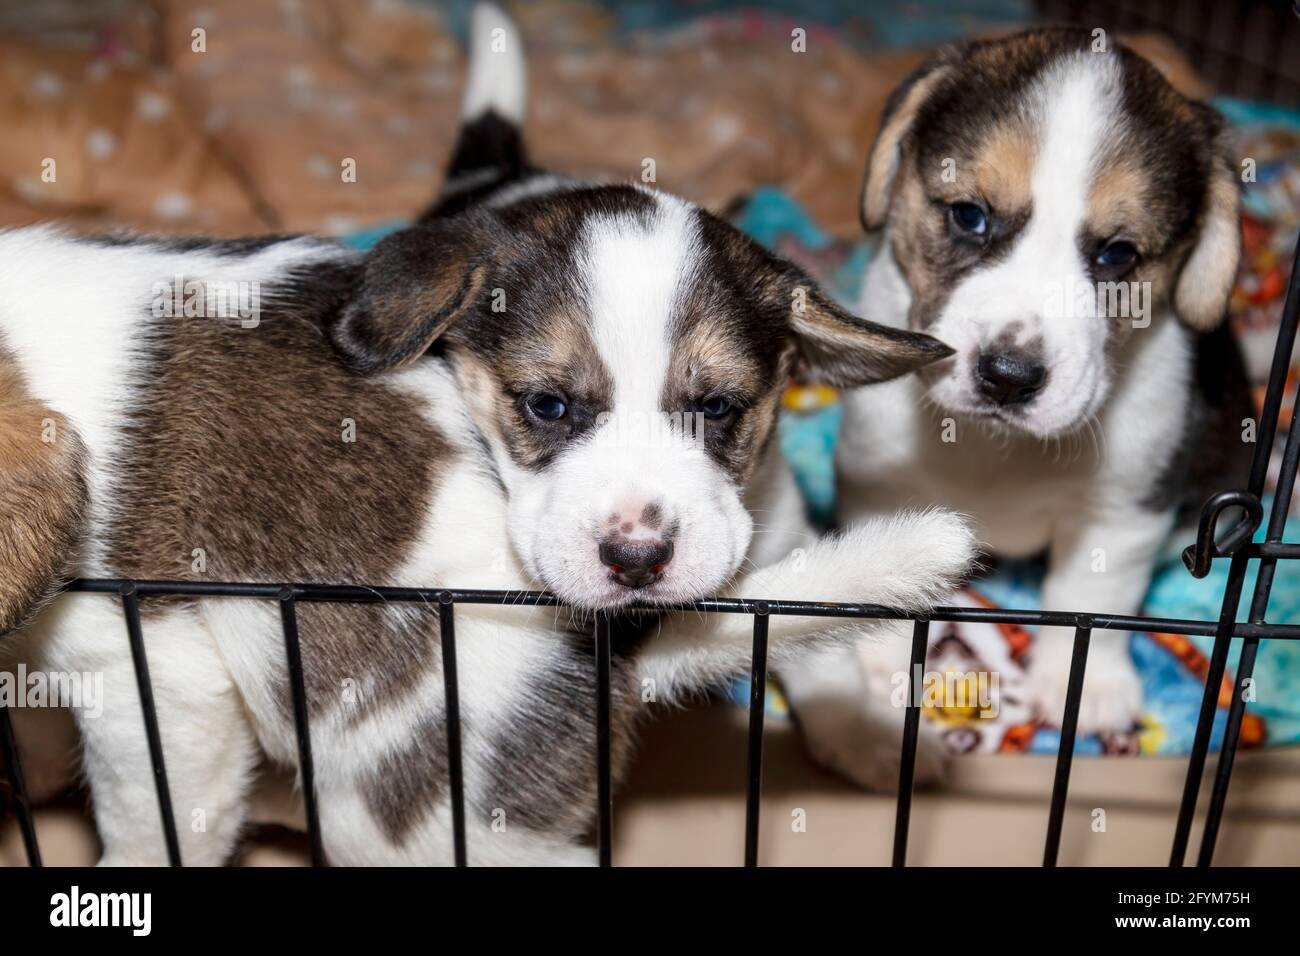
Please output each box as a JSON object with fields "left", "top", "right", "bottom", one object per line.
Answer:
{"left": 918, "top": 120, "right": 1039, "bottom": 216}
{"left": 501, "top": 304, "right": 608, "bottom": 393}
{"left": 665, "top": 315, "right": 765, "bottom": 399}
{"left": 1086, "top": 162, "right": 1155, "bottom": 247}
{"left": 971, "top": 122, "right": 1038, "bottom": 216}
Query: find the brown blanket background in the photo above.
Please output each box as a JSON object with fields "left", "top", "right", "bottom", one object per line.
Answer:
{"left": 0, "top": 0, "right": 1204, "bottom": 240}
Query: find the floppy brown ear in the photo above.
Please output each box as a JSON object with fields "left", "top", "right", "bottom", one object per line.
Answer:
{"left": 1117, "top": 33, "right": 1212, "bottom": 100}
{"left": 789, "top": 278, "right": 953, "bottom": 387}
{"left": 330, "top": 214, "right": 498, "bottom": 372}
{"left": 1174, "top": 112, "right": 1241, "bottom": 331}
{"left": 860, "top": 52, "right": 954, "bottom": 231}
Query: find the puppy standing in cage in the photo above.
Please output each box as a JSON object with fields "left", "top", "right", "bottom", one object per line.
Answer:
{"left": 792, "top": 26, "right": 1251, "bottom": 786}
{"left": 0, "top": 4, "right": 975, "bottom": 865}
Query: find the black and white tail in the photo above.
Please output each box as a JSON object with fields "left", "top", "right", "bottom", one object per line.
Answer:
{"left": 422, "top": 2, "right": 533, "bottom": 221}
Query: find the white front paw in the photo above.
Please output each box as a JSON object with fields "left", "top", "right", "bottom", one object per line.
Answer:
{"left": 827, "top": 508, "right": 977, "bottom": 609}
{"left": 1028, "top": 633, "right": 1143, "bottom": 735}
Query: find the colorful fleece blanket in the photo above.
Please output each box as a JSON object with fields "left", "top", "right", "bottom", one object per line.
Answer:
{"left": 723, "top": 99, "right": 1300, "bottom": 757}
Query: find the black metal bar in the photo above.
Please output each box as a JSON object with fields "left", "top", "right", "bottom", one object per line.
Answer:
{"left": 1196, "top": 636, "right": 1260, "bottom": 867}
{"left": 1043, "top": 624, "right": 1093, "bottom": 867}
{"left": 1182, "top": 490, "right": 1264, "bottom": 578}
{"left": 278, "top": 590, "right": 325, "bottom": 867}
{"left": 1197, "top": 364, "right": 1300, "bottom": 866}
{"left": 594, "top": 610, "right": 613, "bottom": 867}
{"left": 743, "top": 604, "right": 770, "bottom": 868}
{"left": 439, "top": 592, "right": 467, "bottom": 867}
{"left": 120, "top": 583, "right": 182, "bottom": 867}
{"left": 1246, "top": 542, "right": 1300, "bottom": 560}
{"left": 1171, "top": 208, "right": 1300, "bottom": 866}
{"left": 892, "top": 618, "right": 930, "bottom": 867}
{"left": 58, "top": 579, "right": 1300, "bottom": 640}
{"left": 0, "top": 703, "right": 41, "bottom": 866}
{"left": 1170, "top": 581, "right": 1242, "bottom": 866}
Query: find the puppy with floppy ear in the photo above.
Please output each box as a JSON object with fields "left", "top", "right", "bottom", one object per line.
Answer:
{"left": 0, "top": 207, "right": 972, "bottom": 867}
{"left": 0, "top": 3, "right": 976, "bottom": 864}
{"left": 859, "top": 35, "right": 1242, "bottom": 333}
{"left": 806, "top": 27, "right": 1252, "bottom": 785}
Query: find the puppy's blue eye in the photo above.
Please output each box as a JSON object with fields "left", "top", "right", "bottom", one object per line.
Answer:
{"left": 700, "top": 396, "right": 734, "bottom": 419}
{"left": 1096, "top": 240, "right": 1139, "bottom": 270}
{"left": 527, "top": 394, "right": 567, "bottom": 421}
{"left": 950, "top": 202, "right": 988, "bottom": 236}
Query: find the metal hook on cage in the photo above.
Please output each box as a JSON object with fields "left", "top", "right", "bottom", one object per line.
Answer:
{"left": 1181, "top": 490, "right": 1265, "bottom": 578}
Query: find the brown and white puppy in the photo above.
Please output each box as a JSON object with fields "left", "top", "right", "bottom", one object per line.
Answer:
{"left": 811, "top": 27, "right": 1250, "bottom": 765}
{"left": 0, "top": 4, "right": 974, "bottom": 864}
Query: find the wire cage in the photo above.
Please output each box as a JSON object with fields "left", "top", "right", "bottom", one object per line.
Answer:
{"left": 0, "top": 230, "right": 1297, "bottom": 869}
{"left": 1035, "top": 0, "right": 1300, "bottom": 106}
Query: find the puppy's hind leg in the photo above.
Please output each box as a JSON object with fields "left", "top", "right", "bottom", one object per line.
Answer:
{"left": 50, "top": 601, "right": 260, "bottom": 866}
{"left": 780, "top": 639, "right": 949, "bottom": 793}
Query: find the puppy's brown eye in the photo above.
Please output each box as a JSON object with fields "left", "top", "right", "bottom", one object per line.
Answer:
{"left": 699, "top": 395, "right": 734, "bottom": 419}
{"left": 950, "top": 202, "right": 988, "bottom": 236}
{"left": 526, "top": 394, "right": 567, "bottom": 421}
{"left": 1095, "top": 240, "right": 1139, "bottom": 270}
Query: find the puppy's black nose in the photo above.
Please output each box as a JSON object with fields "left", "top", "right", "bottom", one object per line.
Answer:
{"left": 976, "top": 351, "right": 1047, "bottom": 406}
{"left": 599, "top": 538, "right": 673, "bottom": 589}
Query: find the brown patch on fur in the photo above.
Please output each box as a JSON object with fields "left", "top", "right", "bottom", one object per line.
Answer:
{"left": 663, "top": 292, "right": 793, "bottom": 484}
{"left": 688, "top": 207, "right": 948, "bottom": 396}
{"left": 364, "top": 711, "right": 449, "bottom": 844}
{"left": 1086, "top": 164, "right": 1152, "bottom": 243}
{"left": 478, "top": 626, "right": 642, "bottom": 839}
{"left": 489, "top": 303, "right": 611, "bottom": 403}
{"left": 453, "top": 352, "right": 511, "bottom": 452}
{"left": 1087, "top": 159, "right": 1185, "bottom": 342}
{"left": 888, "top": 163, "right": 953, "bottom": 330}
{"left": 0, "top": 350, "right": 89, "bottom": 635}
{"left": 667, "top": 313, "right": 773, "bottom": 402}
{"left": 971, "top": 122, "right": 1036, "bottom": 217}
{"left": 452, "top": 318, "right": 615, "bottom": 473}
{"left": 107, "top": 294, "right": 450, "bottom": 721}
{"left": 1089, "top": 50, "right": 1238, "bottom": 331}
